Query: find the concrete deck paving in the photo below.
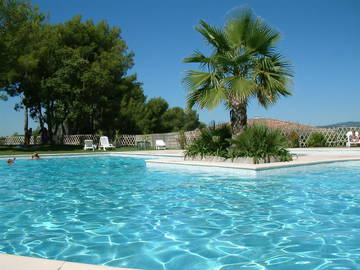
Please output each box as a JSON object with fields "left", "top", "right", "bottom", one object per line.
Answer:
{"left": 0, "top": 253, "right": 137, "bottom": 270}
{"left": 146, "top": 151, "right": 360, "bottom": 171}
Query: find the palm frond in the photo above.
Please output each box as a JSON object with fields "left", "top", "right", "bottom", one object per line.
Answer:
{"left": 184, "top": 69, "right": 226, "bottom": 110}
{"left": 182, "top": 70, "right": 212, "bottom": 91}
{"left": 246, "top": 18, "right": 281, "bottom": 55}
{"left": 183, "top": 50, "right": 215, "bottom": 71}
{"left": 183, "top": 50, "right": 210, "bottom": 64}
{"left": 187, "top": 84, "right": 226, "bottom": 110}
{"left": 183, "top": 8, "right": 294, "bottom": 131}
{"left": 225, "top": 8, "right": 280, "bottom": 56}
{"left": 223, "top": 76, "right": 256, "bottom": 101}
{"left": 196, "top": 20, "right": 230, "bottom": 51}
{"left": 224, "top": 7, "right": 254, "bottom": 50}
{"left": 251, "top": 54, "right": 293, "bottom": 107}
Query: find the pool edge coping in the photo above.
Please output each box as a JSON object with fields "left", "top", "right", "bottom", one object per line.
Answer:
{"left": 0, "top": 253, "right": 139, "bottom": 270}
{"left": 2, "top": 149, "right": 360, "bottom": 172}
{"left": 0, "top": 150, "right": 183, "bottom": 160}
{"left": 145, "top": 156, "right": 360, "bottom": 171}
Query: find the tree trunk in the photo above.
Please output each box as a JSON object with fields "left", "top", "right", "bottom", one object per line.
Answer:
{"left": 48, "top": 122, "right": 54, "bottom": 145}
{"left": 230, "top": 102, "right": 247, "bottom": 136}
{"left": 37, "top": 106, "right": 46, "bottom": 144}
{"left": 24, "top": 106, "right": 29, "bottom": 145}
{"left": 39, "top": 119, "right": 45, "bottom": 144}
{"left": 46, "top": 102, "right": 55, "bottom": 145}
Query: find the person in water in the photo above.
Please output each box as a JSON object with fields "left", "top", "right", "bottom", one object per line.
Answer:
{"left": 31, "top": 153, "right": 40, "bottom": 160}
{"left": 7, "top": 158, "right": 16, "bottom": 164}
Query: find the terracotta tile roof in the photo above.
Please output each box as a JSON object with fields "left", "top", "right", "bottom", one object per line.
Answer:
{"left": 247, "top": 118, "right": 314, "bottom": 130}
{"left": 213, "top": 118, "right": 317, "bottom": 130}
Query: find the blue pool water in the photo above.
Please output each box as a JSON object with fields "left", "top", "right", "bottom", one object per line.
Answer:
{"left": 0, "top": 156, "right": 360, "bottom": 270}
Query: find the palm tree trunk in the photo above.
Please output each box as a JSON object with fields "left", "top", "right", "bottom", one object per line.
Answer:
{"left": 230, "top": 102, "right": 247, "bottom": 136}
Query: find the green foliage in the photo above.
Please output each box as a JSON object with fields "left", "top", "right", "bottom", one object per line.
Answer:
{"left": 185, "top": 124, "right": 232, "bottom": 158}
{"left": 0, "top": 1, "right": 204, "bottom": 139}
{"left": 138, "top": 99, "right": 204, "bottom": 134}
{"left": 140, "top": 97, "right": 169, "bottom": 133}
{"left": 161, "top": 107, "right": 185, "bottom": 132}
{"left": 183, "top": 8, "right": 293, "bottom": 134}
{"left": 0, "top": 0, "right": 45, "bottom": 94}
{"left": 306, "top": 132, "right": 326, "bottom": 147}
{"left": 161, "top": 107, "right": 203, "bottom": 133}
{"left": 287, "top": 130, "right": 300, "bottom": 148}
{"left": 37, "top": 16, "right": 137, "bottom": 138}
{"left": 229, "top": 125, "right": 292, "bottom": 163}
{"left": 0, "top": 0, "right": 45, "bottom": 108}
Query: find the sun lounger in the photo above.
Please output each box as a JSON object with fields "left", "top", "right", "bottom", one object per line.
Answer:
{"left": 155, "top": 139, "right": 166, "bottom": 150}
{"left": 99, "top": 136, "right": 115, "bottom": 151}
{"left": 84, "top": 140, "right": 96, "bottom": 151}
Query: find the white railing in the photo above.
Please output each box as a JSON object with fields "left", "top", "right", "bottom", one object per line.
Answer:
{"left": 1, "top": 127, "right": 359, "bottom": 148}
{"left": 279, "top": 127, "right": 360, "bottom": 147}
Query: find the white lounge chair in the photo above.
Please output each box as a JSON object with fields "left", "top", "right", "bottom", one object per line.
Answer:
{"left": 99, "top": 136, "right": 115, "bottom": 151}
{"left": 155, "top": 139, "right": 166, "bottom": 150}
{"left": 84, "top": 140, "right": 96, "bottom": 151}
{"left": 346, "top": 131, "right": 360, "bottom": 147}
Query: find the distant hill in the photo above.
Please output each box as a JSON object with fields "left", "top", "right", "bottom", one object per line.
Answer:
{"left": 319, "top": 121, "right": 360, "bottom": 128}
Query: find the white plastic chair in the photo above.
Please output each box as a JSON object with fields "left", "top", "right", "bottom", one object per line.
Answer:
{"left": 346, "top": 131, "right": 360, "bottom": 147}
{"left": 84, "top": 140, "right": 96, "bottom": 151}
{"left": 155, "top": 139, "right": 166, "bottom": 150}
{"left": 99, "top": 136, "right": 115, "bottom": 151}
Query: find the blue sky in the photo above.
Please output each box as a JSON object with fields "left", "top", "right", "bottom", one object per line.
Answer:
{"left": 1, "top": 0, "right": 359, "bottom": 135}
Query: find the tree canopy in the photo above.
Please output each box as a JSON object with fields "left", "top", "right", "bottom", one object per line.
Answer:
{"left": 0, "top": 0, "right": 44, "bottom": 98}
{"left": 0, "top": 0, "right": 203, "bottom": 140}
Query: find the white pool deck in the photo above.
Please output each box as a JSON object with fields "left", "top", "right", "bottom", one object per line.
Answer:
{"left": 1, "top": 147, "right": 360, "bottom": 269}
{"left": 144, "top": 148, "right": 360, "bottom": 171}
{"left": 0, "top": 253, "right": 137, "bottom": 270}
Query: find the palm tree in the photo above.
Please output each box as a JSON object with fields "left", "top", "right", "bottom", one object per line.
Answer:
{"left": 183, "top": 8, "right": 293, "bottom": 135}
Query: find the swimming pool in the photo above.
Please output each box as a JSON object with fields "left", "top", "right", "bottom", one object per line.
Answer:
{"left": 0, "top": 156, "right": 359, "bottom": 269}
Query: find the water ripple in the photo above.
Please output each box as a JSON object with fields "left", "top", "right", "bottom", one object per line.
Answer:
{"left": 0, "top": 157, "right": 360, "bottom": 269}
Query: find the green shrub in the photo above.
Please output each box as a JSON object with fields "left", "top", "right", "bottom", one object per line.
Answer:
{"left": 306, "top": 132, "right": 326, "bottom": 147}
{"left": 178, "top": 131, "right": 187, "bottom": 149}
{"left": 229, "top": 125, "right": 292, "bottom": 163}
{"left": 185, "top": 125, "right": 231, "bottom": 158}
{"left": 287, "top": 130, "right": 300, "bottom": 148}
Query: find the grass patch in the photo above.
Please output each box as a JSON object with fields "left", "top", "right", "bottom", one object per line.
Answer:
{"left": 0, "top": 145, "right": 138, "bottom": 156}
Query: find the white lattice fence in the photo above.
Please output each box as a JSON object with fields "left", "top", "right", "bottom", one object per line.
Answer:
{"left": 182, "top": 127, "right": 360, "bottom": 148}
{"left": 280, "top": 127, "right": 360, "bottom": 147}
{"left": 29, "top": 136, "right": 42, "bottom": 144}
{"left": 1, "top": 127, "right": 359, "bottom": 148}
{"left": 0, "top": 136, "right": 41, "bottom": 145}
{"left": 0, "top": 136, "right": 24, "bottom": 145}
{"left": 114, "top": 135, "right": 136, "bottom": 147}
{"left": 53, "top": 135, "right": 100, "bottom": 145}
